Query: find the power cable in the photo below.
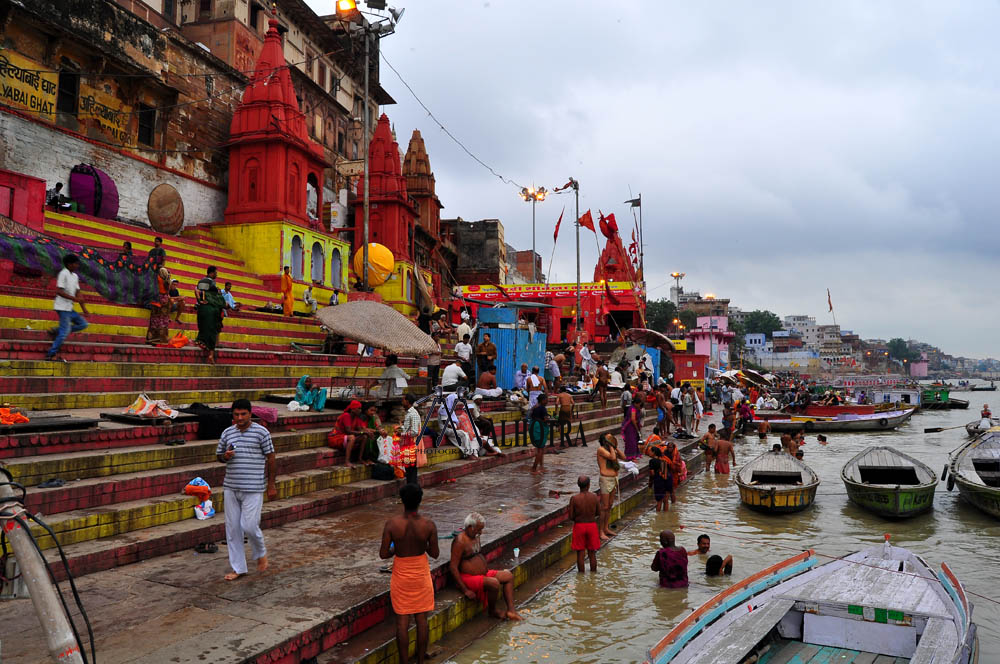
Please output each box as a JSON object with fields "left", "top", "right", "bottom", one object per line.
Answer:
{"left": 379, "top": 52, "right": 526, "bottom": 190}
{"left": 0, "top": 475, "right": 96, "bottom": 663}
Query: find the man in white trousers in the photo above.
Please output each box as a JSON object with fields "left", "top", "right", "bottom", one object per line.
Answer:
{"left": 217, "top": 398, "right": 277, "bottom": 580}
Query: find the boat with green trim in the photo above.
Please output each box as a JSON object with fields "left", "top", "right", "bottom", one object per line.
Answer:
{"left": 841, "top": 445, "right": 937, "bottom": 518}
{"left": 946, "top": 431, "right": 1000, "bottom": 519}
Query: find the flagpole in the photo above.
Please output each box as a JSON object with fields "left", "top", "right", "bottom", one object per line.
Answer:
{"left": 638, "top": 193, "right": 643, "bottom": 279}
{"left": 571, "top": 177, "right": 580, "bottom": 337}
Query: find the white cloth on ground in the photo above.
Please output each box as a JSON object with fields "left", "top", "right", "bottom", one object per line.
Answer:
{"left": 475, "top": 387, "right": 503, "bottom": 398}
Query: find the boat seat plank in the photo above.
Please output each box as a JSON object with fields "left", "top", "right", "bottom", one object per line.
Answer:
{"left": 781, "top": 562, "right": 949, "bottom": 615}
{"left": 685, "top": 598, "right": 795, "bottom": 663}
{"left": 850, "top": 654, "right": 879, "bottom": 664}
{"left": 909, "top": 617, "right": 958, "bottom": 664}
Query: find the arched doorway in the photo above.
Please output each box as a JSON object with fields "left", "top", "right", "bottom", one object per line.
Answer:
{"left": 290, "top": 235, "right": 303, "bottom": 280}
{"left": 330, "top": 248, "right": 342, "bottom": 288}
{"left": 311, "top": 241, "right": 324, "bottom": 283}
{"left": 306, "top": 173, "right": 319, "bottom": 221}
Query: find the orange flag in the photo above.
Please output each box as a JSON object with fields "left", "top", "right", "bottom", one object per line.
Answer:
{"left": 578, "top": 209, "right": 595, "bottom": 232}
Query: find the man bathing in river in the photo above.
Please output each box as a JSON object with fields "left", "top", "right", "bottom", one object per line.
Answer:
{"left": 651, "top": 530, "right": 688, "bottom": 588}
{"left": 450, "top": 513, "right": 523, "bottom": 620}
{"left": 688, "top": 534, "right": 734, "bottom": 576}
{"left": 597, "top": 433, "right": 626, "bottom": 540}
{"left": 713, "top": 432, "right": 735, "bottom": 474}
{"left": 568, "top": 476, "right": 602, "bottom": 572}
{"left": 380, "top": 484, "right": 439, "bottom": 664}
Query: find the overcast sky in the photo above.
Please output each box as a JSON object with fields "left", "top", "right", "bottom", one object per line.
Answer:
{"left": 308, "top": 1, "right": 999, "bottom": 358}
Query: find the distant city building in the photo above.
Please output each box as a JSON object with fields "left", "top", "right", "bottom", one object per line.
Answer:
{"left": 682, "top": 296, "right": 729, "bottom": 318}
{"left": 728, "top": 307, "right": 750, "bottom": 328}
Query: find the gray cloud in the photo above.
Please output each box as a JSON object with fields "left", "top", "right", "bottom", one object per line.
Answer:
{"left": 309, "top": 1, "right": 1000, "bottom": 356}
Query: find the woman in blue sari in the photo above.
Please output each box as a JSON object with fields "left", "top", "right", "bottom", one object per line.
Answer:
{"left": 295, "top": 375, "right": 327, "bottom": 411}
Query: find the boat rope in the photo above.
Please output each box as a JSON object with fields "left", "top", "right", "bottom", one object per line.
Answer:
{"left": 681, "top": 520, "right": 1000, "bottom": 608}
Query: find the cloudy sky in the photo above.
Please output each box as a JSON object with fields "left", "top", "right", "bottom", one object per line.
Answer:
{"left": 308, "top": 1, "right": 999, "bottom": 358}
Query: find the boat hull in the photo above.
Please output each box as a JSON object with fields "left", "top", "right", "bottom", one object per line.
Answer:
{"left": 767, "top": 409, "right": 914, "bottom": 433}
{"left": 738, "top": 483, "right": 817, "bottom": 513}
{"left": 844, "top": 481, "right": 935, "bottom": 518}
{"left": 955, "top": 476, "right": 1000, "bottom": 519}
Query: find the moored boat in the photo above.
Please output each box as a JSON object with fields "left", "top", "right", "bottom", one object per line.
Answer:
{"left": 645, "top": 539, "right": 978, "bottom": 664}
{"left": 765, "top": 408, "right": 915, "bottom": 433}
{"left": 970, "top": 381, "right": 996, "bottom": 392}
{"left": 947, "top": 431, "right": 1000, "bottom": 518}
{"left": 841, "top": 445, "right": 937, "bottom": 518}
{"left": 754, "top": 403, "right": 876, "bottom": 421}
{"left": 736, "top": 450, "right": 819, "bottom": 513}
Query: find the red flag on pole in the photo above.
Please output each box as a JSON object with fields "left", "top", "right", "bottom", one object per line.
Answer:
{"left": 604, "top": 280, "right": 620, "bottom": 304}
{"left": 827, "top": 288, "right": 833, "bottom": 312}
{"left": 578, "top": 209, "right": 595, "bottom": 232}
{"left": 553, "top": 207, "right": 565, "bottom": 242}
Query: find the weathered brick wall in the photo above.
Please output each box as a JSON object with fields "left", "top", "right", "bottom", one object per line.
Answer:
{"left": 0, "top": 112, "right": 226, "bottom": 225}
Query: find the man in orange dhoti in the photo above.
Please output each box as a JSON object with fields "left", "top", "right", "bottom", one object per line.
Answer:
{"left": 281, "top": 266, "right": 294, "bottom": 316}
{"left": 380, "top": 483, "right": 439, "bottom": 664}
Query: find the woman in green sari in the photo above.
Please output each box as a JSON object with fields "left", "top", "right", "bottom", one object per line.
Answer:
{"left": 194, "top": 281, "right": 226, "bottom": 364}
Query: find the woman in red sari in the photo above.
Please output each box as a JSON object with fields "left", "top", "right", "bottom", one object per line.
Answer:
{"left": 146, "top": 267, "right": 172, "bottom": 345}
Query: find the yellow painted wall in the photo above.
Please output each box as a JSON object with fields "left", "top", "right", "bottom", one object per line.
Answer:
{"left": 209, "top": 221, "right": 350, "bottom": 305}
{"left": 363, "top": 260, "right": 434, "bottom": 318}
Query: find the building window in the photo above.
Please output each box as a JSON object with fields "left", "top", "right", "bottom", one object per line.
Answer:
{"left": 163, "top": 0, "right": 176, "bottom": 22}
{"left": 199, "top": 0, "right": 212, "bottom": 19}
{"left": 318, "top": 63, "right": 326, "bottom": 88}
{"left": 352, "top": 141, "right": 358, "bottom": 160}
{"left": 249, "top": 2, "right": 261, "bottom": 29}
{"left": 337, "top": 131, "right": 345, "bottom": 155}
{"left": 305, "top": 50, "right": 315, "bottom": 79}
{"left": 137, "top": 103, "right": 156, "bottom": 146}
{"left": 56, "top": 67, "right": 79, "bottom": 116}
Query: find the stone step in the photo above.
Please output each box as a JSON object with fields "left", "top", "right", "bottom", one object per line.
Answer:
{"left": 0, "top": 358, "right": 416, "bottom": 378}
{"left": 0, "top": 333, "right": 333, "bottom": 359}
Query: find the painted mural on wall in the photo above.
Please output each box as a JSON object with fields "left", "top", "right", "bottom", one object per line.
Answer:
{"left": 0, "top": 50, "right": 57, "bottom": 121}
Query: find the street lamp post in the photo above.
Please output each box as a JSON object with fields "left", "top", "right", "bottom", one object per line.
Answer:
{"left": 338, "top": 1, "right": 404, "bottom": 291}
{"left": 519, "top": 186, "right": 547, "bottom": 282}
{"left": 568, "top": 177, "right": 581, "bottom": 335}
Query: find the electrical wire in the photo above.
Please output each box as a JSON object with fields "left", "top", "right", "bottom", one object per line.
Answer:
{"left": 0, "top": 476, "right": 96, "bottom": 664}
{"left": 379, "top": 51, "right": 526, "bottom": 190}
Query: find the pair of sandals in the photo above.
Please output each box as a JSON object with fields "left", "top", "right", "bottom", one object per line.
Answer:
{"left": 164, "top": 439, "right": 186, "bottom": 446}
{"left": 194, "top": 542, "right": 218, "bottom": 554}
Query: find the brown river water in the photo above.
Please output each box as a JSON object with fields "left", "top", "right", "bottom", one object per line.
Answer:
{"left": 450, "top": 402, "right": 1000, "bottom": 663}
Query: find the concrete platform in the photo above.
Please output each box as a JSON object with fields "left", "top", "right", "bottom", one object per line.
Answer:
{"left": 0, "top": 440, "right": 675, "bottom": 664}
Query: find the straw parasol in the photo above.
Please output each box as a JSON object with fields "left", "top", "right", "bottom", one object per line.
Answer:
{"left": 316, "top": 300, "right": 438, "bottom": 356}
{"left": 624, "top": 327, "right": 679, "bottom": 351}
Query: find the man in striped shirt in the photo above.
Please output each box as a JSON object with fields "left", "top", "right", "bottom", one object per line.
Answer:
{"left": 217, "top": 398, "right": 277, "bottom": 581}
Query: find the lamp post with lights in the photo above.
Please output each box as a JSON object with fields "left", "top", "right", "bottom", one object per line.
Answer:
{"left": 519, "top": 186, "right": 547, "bottom": 283}
{"left": 335, "top": 0, "right": 404, "bottom": 291}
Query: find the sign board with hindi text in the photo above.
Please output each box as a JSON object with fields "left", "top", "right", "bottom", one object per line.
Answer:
{"left": 459, "top": 281, "right": 635, "bottom": 300}
{"left": 0, "top": 50, "right": 57, "bottom": 121}
{"left": 79, "top": 83, "right": 133, "bottom": 144}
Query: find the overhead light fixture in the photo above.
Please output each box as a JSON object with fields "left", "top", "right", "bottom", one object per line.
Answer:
{"left": 389, "top": 7, "right": 405, "bottom": 23}
{"left": 336, "top": 0, "right": 360, "bottom": 18}
{"left": 367, "top": 0, "right": 387, "bottom": 8}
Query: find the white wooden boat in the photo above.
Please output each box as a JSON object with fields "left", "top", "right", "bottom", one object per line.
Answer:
{"left": 735, "top": 450, "right": 819, "bottom": 513}
{"left": 645, "top": 539, "right": 978, "bottom": 664}
{"left": 947, "top": 431, "right": 1000, "bottom": 518}
{"left": 766, "top": 408, "right": 914, "bottom": 433}
{"left": 841, "top": 446, "right": 937, "bottom": 518}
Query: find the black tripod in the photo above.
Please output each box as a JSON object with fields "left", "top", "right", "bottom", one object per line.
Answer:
{"left": 414, "top": 385, "right": 485, "bottom": 457}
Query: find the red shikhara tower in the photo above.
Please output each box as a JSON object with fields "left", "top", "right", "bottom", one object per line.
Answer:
{"left": 352, "top": 114, "right": 417, "bottom": 259}
{"left": 593, "top": 230, "right": 638, "bottom": 283}
{"left": 224, "top": 14, "right": 328, "bottom": 225}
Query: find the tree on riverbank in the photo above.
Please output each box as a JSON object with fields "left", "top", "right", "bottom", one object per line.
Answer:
{"left": 888, "top": 337, "right": 918, "bottom": 362}
{"left": 742, "top": 310, "right": 783, "bottom": 338}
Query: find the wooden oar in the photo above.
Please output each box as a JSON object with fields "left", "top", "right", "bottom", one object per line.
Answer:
{"left": 923, "top": 424, "right": 968, "bottom": 434}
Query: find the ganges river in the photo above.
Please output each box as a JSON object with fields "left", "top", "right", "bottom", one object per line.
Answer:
{"left": 448, "top": 400, "right": 1000, "bottom": 664}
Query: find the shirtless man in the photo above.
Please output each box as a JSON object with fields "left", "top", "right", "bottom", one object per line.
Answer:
{"left": 450, "top": 513, "right": 522, "bottom": 620}
{"left": 597, "top": 433, "right": 626, "bottom": 540}
{"left": 697, "top": 423, "right": 719, "bottom": 466}
{"left": 780, "top": 433, "right": 797, "bottom": 456}
{"left": 568, "top": 476, "right": 601, "bottom": 572}
{"left": 380, "top": 484, "right": 440, "bottom": 664}
{"left": 555, "top": 388, "right": 576, "bottom": 447}
{"left": 714, "top": 432, "right": 735, "bottom": 474}
{"left": 757, "top": 419, "right": 770, "bottom": 441}
{"left": 595, "top": 364, "right": 611, "bottom": 408}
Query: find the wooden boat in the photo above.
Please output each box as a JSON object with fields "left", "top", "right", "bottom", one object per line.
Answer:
{"left": 754, "top": 404, "right": 876, "bottom": 421}
{"left": 946, "top": 431, "right": 1000, "bottom": 518}
{"left": 964, "top": 418, "right": 998, "bottom": 438}
{"left": 645, "top": 539, "right": 978, "bottom": 664}
{"left": 765, "top": 408, "right": 915, "bottom": 433}
{"left": 841, "top": 446, "right": 937, "bottom": 518}
{"left": 970, "top": 382, "right": 996, "bottom": 392}
{"left": 736, "top": 450, "right": 819, "bottom": 513}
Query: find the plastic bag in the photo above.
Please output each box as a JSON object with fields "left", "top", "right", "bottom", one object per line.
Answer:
{"left": 167, "top": 332, "right": 190, "bottom": 348}
{"left": 125, "top": 393, "right": 178, "bottom": 419}
{"left": 287, "top": 400, "right": 303, "bottom": 412}
{"left": 194, "top": 499, "right": 215, "bottom": 520}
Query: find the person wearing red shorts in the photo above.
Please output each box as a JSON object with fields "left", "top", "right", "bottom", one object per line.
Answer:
{"left": 568, "top": 475, "right": 602, "bottom": 572}
{"left": 450, "top": 513, "right": 523, "bottom": 620}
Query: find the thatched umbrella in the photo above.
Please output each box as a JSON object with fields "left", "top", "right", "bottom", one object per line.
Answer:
{"left": 624, "top": 327, "right": 679, "bottom": 351}
{"left": 316, "top": 300, "right": 438, "bottom": 356}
